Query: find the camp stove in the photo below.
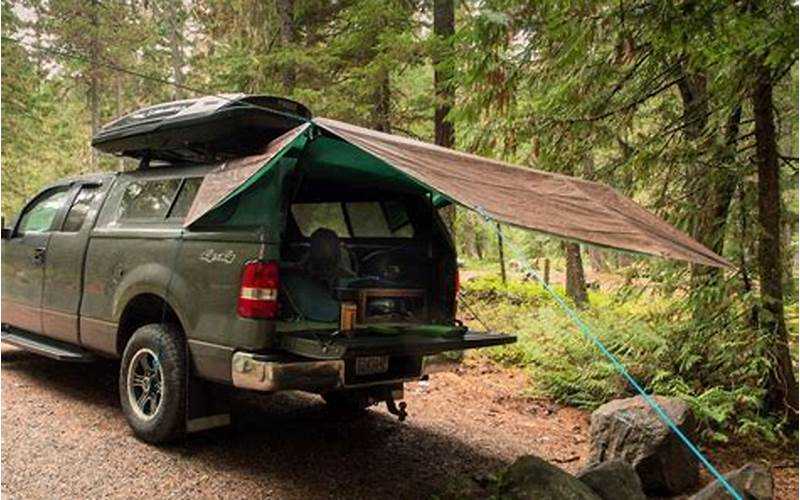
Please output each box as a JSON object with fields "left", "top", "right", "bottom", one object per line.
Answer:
{"left": 336, "top": 288, "right": 428, "bottom": 332}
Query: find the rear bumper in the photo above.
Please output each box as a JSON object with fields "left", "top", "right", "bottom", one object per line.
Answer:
{"left": 231, "top": 352, "right": 421, "bottom": 392}
{"left": 230, "top": 330, "right": 515, "bottom": 392}
{"left": 232, "top": 353, "right": 343, "bottom": 392}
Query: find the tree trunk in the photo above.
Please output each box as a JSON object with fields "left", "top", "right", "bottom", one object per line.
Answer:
{"left": 689, "top": 105, "right": 742, "bottom": 314}
{"left": 372, "top": 69, "right": 391, "bottom": 132}
{"left": 564, "top": 242, "right": 588, "bottom": 307}
{"left": 277, "top": 0, "right": 295, "bottom": 94}
{"left": 433, "top": 0, "right": 455, "bottom": 232}
{"left": 543, "top": 258, "right": 550, "bottom": 285}
{"left": 115, "top": 75, "right": 124, "bottom": 170}
{"left": 166, "top": 1, "right": 185, "bottom": 99}
{"left": 89, "top": 0, "right": 100, "bottom": 169}
{"left": 678, "top": 65, "right": 740, "bottom": 319}
{"left": 752, "top": 62, "right": 798, "bottom": 427}
{"left": 475, "top": 224, "right": 485, "bottom": 259}
{"left": 496, "top": 222, "right": 506, "bottom": 284}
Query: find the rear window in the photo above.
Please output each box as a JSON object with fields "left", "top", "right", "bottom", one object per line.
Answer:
{"left": 168, "top": 177, "right": 202, "bottom": 219}
{"left": 291, "top": 203, "right": 349, "bottom": 237}
{"left": 291, "top": 201, "right": 414, "bottom": 238}
{"left": 117, "top": 179, "right": 181, "bottom": 221}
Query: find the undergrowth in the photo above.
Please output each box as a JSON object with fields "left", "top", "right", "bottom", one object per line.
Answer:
{"left": 459, "top": 275, "right": 798, "bottom": 444}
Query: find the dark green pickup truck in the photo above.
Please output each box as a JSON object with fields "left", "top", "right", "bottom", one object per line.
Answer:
{"left": 1, "top": 95, "right": 515, "bottom": 443}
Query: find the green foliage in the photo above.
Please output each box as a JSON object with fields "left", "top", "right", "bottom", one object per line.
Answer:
{"left": 461, "top": 274, "right": 794, "bottom": 443}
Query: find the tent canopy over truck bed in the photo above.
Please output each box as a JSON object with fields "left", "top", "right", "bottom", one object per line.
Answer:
{"left": 93, "top": 94, "right": 729, "bottom": 268}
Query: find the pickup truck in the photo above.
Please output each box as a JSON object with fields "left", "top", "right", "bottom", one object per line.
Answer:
{"left": 1, "top": 95, "right": 515, "bottom": 444}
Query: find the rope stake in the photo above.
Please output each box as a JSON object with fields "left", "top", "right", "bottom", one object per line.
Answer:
{"left": 472, "top": 206, "right": 742, "bottom": 500}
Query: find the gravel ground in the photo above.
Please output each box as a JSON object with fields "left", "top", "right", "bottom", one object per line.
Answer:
{"left": 2, "top": 344, "right": 797, "bottom": 499}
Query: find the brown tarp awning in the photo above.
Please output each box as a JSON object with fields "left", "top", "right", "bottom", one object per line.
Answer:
{"left": 313, "top": 117, "right": 731, "bottom": 269}
{"left": 184, "top": 123, "right": 309, "bottom": 226}
{"left": 185, "top": 116, "right": 729, "bottom": 269}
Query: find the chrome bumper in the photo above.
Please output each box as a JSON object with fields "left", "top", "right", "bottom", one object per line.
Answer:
{"left": 232, "top": 352, "right": 345, "bottom": 392}
{"left": 231, "top": 352, "right": 425, "bottom": 392}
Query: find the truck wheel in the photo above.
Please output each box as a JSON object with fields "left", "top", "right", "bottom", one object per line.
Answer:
{"left": 322, "top": 389, "right": 373, "bottom": 415}
{"left": 119, "top": 323, "right": 186, "bottom": 444}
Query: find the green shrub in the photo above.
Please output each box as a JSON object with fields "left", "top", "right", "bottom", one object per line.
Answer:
{"left": 460, "top": 275, "right": 795, "bottom": 443}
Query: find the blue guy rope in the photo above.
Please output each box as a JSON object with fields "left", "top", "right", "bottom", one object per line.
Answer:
{"left": 474, "top": 207, "right": 743, "bottom": 500}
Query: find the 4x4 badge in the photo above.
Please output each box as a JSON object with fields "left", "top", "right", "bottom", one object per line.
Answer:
{"left": 199, "top": 249, "right": 236, "bottom": 264}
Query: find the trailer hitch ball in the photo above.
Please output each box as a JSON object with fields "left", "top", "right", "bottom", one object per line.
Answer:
{"left": 385, "top": 398, "right": 407, "bottom": 422}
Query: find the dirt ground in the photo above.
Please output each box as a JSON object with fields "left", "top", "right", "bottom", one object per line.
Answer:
{"left": 1, "top": 344, "right": 797, "bottom": 499}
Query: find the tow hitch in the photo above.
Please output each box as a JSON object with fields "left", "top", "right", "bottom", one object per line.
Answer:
{"left": 385, "top": 397, "right": 408, "bottom": 422}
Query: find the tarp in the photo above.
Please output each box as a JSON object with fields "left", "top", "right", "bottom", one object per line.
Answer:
{"left": 185, "top": 117, "right": 730, "bottom": 269}
{"left": 184, "top": 123, "right": 309, "bottom": 226}
{"left": 313, "top": 118, "right": 730, "bottom": 269}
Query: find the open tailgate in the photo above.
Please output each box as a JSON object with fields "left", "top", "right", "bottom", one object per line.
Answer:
{"left": 278, "top": 330, "right": 515, "bottom": 360}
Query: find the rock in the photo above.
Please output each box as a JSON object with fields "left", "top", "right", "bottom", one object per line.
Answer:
{"left": 587, "top": 395, "right": 698, "bottom": 496}
{"left": 690, "top": 463, "right": 773, "bottom": 500}
{"left": 437, "top": 475, "right": 489, "bottom": 500}
{"left": 577, "top": 460, "right": 647, "bottom": 500}
{"left": 497, "top": 455, "right": 601, "bottom": 500}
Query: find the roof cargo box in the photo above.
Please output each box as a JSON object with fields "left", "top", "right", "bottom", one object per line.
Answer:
{"left": 91, "top": 94, "right": 311, "bottom": 164}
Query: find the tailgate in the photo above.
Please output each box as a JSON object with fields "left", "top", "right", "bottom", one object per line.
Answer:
{"left": 278, "top": 330, "right": 516, "bottom": 360}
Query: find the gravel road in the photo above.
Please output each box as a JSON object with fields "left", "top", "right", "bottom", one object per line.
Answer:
{"left": 2, "top": 344, "right": 797, "bottom": 499}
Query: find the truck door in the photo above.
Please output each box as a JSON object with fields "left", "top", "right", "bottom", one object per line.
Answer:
{"left": 1, "top": 185, "right": 72, "bottom": 335}
{"left": 41, "top": 181, "right": 107, "bottom": 344}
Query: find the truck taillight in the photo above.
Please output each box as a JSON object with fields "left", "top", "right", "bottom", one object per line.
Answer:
{"left": 238, "top": 260, "right": 279, "bottom": 319}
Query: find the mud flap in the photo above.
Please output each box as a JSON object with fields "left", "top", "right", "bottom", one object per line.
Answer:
{"left": 185, "top": 376, "right": 231, "bottom": 433}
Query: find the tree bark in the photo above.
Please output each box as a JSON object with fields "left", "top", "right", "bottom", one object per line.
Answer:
{"left": 166, "top": 0, "right": 185, "bottom": 99}
{"left": 752, "top": 62, "right": 798, "bottom": 427}
{"left": 678, "top": 65, "right": 740, "bottom": 318}
{"left": 496, "top": 222, "right": 506, "bottom": 284}
{"left": 89, "top": 0, "right": 100, "bottom": 169}
{"left": 277, "top": 0, "right": 295, "bottom": 94}
{"left": 372, "top": 69, "right": 391, "bottom": 132}
{"left": 115, "top": 75, "right": 124, "bottom": 169}
{"left": 690, "top": 105, "right": 742, "bottom": 296}
{"left": 564, "top": 242, "right": 588, "bottom": 307}
{"left": 433, "top": 0, "right": 455, "bottom": 232}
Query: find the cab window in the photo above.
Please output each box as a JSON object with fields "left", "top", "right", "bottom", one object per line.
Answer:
{"left": 62, "top": 186, "right": 99, "bottom": 232}
{"left": 17, "top": 187, "right": 70, "bottom": 235}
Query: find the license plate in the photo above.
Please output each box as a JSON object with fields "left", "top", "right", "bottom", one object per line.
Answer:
{"left": 355, "top": 356, "right": 389, "bottom": 376}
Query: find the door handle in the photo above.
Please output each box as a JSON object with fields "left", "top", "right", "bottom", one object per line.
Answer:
{"left": 32, "top": 246, "right": 46, "bottom": 265}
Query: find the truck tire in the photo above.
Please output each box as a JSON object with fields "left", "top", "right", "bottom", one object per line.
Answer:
{"left": 119, "top": 323, "right": 186, "bottom": 444}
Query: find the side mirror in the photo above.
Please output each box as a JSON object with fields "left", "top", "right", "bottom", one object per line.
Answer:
{"left": 1, "top": 216, "right": 11, "bottom": 239}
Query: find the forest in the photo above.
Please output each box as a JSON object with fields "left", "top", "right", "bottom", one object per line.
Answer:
{"left": 1, "top": 0, "right": 798, "bottom": 447}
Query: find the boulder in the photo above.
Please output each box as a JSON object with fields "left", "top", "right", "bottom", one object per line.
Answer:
{"left": 577, "top": 460, "right": 647, "bottom": 500}
{"left": 437, "top": 475, "right": 489, "bottom": 500}
{"left": 587, "top": 395, "right": 699, "bottom": 496}
{"left": 690, "top": 463, "right": 773, "bottom": 500}
{"left": 497, "top": 455, "right": 601, "bottom": 500}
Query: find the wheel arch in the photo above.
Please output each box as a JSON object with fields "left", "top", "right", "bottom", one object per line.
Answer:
{"left": 116, "top": 293, "right": 186, "bottom": 357}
